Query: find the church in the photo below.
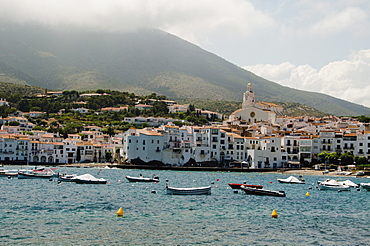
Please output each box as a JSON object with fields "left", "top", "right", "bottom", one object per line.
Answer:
{"left": 225, "top": 83, "right": 283, "bottom": 125}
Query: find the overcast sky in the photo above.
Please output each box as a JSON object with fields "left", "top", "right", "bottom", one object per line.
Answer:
{"left": 1, "top": 0, "right": 370, "bottom": 108}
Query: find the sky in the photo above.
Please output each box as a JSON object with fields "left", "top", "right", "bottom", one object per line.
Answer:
{"left": 0, "top": 0, "right": 370, "bottom": 108}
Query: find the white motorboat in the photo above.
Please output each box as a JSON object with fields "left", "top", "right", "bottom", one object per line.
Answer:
{"left": 58, "top": 173, "right": 78, "bottom": 182}
{"left": 166, "top": 185, "right": 211, "bottom": 195}
{"left": 71, "top": 174, "right": 107, "bottom": 184}
{"left": 317, "top": 179, "right": 351, "bottom": 191}
{"left": 277, "top": 176, "right": 305, "bottom": 184}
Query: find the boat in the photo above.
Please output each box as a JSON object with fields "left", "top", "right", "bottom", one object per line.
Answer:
{"left": 228, "top": 183, "right": 263, "bottom": 189}
{"left": 337, "top": 180, "right": 359, "bottom": 188}
{"left": 166, "top": 185, "right": 211, "bottom": 195}
{"left": 240, "top": 185, "right": 286, "bottom": 197}
{"left": 125, "top": 174, "right": 160, "bottom": 182}
{"left": 355, "top": 171, "right": 365, "bottom": 176}
{"left": 317, "top": 179, "right": 351, "bottom": 191}
{"left": 17, "top": 169, "right": 55, "bottom": 179}
{"left": 58, "top": 173, "right": 78, "bottom": 182}
{"left": 360, "top": 183, "right": 370, "bottom": 191}
{"left": 335, "top": 166, "right": 352, "bottom": 175}
{"left": 0, "top": 168, "right": 19, "bottom": 177}
{"left": 277, "top": 176, "right": 305, "bottom": 184}
{"left": 71, "top": 174, "right": 107, "bottom": 184}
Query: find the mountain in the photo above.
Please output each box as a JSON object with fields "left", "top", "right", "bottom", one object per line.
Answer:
{"left": 0, "top": 23, "right": 369, "bottom": 116}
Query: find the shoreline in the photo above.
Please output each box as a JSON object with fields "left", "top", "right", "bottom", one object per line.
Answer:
{"left": 273, "top": 168, "right": 370, "bottom": 178}
{"left": 66, "top": 163, "right": 369, "bottom": 178}
{"left": 3, "top": 162, "right": 369, "bottom": 178}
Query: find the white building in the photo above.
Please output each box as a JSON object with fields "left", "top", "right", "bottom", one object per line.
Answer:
{"left": 226, "top": 83, "right": 279, "bottom": 125}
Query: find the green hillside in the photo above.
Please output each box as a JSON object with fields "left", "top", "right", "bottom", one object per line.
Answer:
{"left": 0, "top": 81, "right": 44, "bottom": 95}
{"left": 0, "top": 23, "right": 369, "bottom": 116}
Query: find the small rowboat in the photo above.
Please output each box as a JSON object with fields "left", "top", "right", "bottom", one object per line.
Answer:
{"left": 228, "top": 183, "right": 263, "bottom": 189}
{"left": 0, "top": 168, "right": 19, "bottom": 177}
{"left": 166, "top": 185, "right": 211, "bottom": 195}
{"left": 18, "top": 170, "right": 54, "bottom": 179}
{"left": 125, "top": 175, "right": 159, "bottom": 182}
{"left": 240, "top": 185, "right": 286, "bottom": 197}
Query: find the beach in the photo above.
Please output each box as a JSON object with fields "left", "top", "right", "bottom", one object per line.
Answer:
{"left": 276, "top": 168, "right": 370, "bottom": 178}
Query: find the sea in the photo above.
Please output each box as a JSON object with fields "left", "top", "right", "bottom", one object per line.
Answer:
{"left": 1, "top": 166, "right": 369, "bottom": 246}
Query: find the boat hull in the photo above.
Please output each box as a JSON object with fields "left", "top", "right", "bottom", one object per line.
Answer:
{"left": 240, "top": 186, "right": 286, "bottom": 197}
{"left": 166, "top": 186, "right": 211, "bottom": 195}
{"left": 0, "top": 171, "right": 18, "bottom": 177}
{"left": 17, "top": 172, "right": 54, "bottom": 179}
{"left": 228, "top": 183, "right": 263, "bottom": 189}
{"left": 317, "top": 184, "right": 351, "bottom": 191}
{"left": 73, "top": 179, "right": 107, "bottom": 184}
{"left": 277, "top": 180, "right": 305, "bottom": 184}
{"left": 125, "top": 176, "right": 159, "bottom": 182}
{"left": 317, "top": 180, "right": 351, "bottom": 191}
{"left": 58, "top": 174, "right": 77, "bottom": 182}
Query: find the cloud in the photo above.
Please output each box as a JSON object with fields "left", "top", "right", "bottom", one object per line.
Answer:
{"left": 309, "top": 7, "right": 368, "bottom": 35}
{"left": 0, "top": 0, "right": 274, "bottom": 44}
{"left": 244, "top": 49, "right": 370, "bottom": 108}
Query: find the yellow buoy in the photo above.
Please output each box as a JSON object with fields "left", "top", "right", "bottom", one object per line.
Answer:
{"left": 271, "top": 209, "right": 278, "bottom": 218}
{"left": 306, "top": 192, "right": 310, "bottom": 197}
{"left": 117, "top": 207, "right": 124, "bottom": 217}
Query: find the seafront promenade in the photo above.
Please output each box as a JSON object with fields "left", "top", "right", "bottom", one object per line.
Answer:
{"left": 65, "top": 163, "right": 280, "bottom": 173}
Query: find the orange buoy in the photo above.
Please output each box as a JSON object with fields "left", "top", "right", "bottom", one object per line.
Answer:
{"left": 271, "top": 209, "right": 278, "bottom": 218}
{"left": 117, "top": 207, "right": 124, "bottom": 217}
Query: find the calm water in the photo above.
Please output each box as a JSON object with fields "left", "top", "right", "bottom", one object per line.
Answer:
{"left": 0, "top": 167, "right": 369, "bottom": 245}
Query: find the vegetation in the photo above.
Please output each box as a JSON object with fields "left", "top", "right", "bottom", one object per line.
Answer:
{"left": 178, "top": 99, "right": 327, "bottom": 117}
{"left": 317, "top": 151, "right": 368, "bottom": 165}
{"left": 357, "top": 115, "right": 370, "bottom": 123}
{"left": 0, "top": 88, "right": 218, "bottom": 136}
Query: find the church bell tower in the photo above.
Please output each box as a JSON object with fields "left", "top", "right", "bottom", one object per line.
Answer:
{"left": 242, "top": 83, "right": 255, "bottom": 109}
